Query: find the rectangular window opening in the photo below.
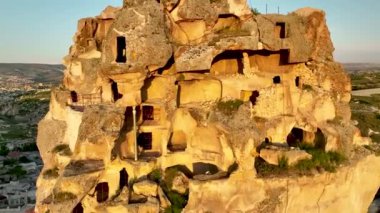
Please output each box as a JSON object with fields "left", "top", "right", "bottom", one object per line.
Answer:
{"left": 275, "top": 22, "right": 286, "bottom": 39}
{"left": 116, "top": 36, "right": 127, "bottom": 63}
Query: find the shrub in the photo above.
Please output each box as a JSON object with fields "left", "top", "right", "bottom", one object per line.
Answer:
{"left": 53, "top": 191, "right": 76, "bottom": 203}
{"left": 19, "top": 156, "right": 31, "bottom": 163}
{"left": 8, "top": 166, "right": 27, "bottom": 178}
{"left": 148, "top": 169, "right": 162, "bottom": 183}
{"left": 52, "top": 144, "right": 72, "bottom": 156}
{"left": 302, "top": 84, "right": 313, "bottom": 91}
{"left": 0, "top": 145, "right": 9, "bottom": 156}
{"left": 278, "top": 156, "right": 288, "bottom": 170}
{"left": 43, "top": 167, "right": 59, "bottom": 179}
{"left": 217, "top": 100, "right": 244, "bottom": 115}
{"left": 251, "top": 8, "right": 260, "bottom": 15}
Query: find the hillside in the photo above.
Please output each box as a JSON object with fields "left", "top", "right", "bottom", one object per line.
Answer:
{"left": 0, "top": 63, "right": 63, "bottom": 84}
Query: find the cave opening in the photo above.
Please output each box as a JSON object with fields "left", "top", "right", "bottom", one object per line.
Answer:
{"left": 142, "top": 106, "right": 154, "bottom": 121}
{"left": 138, "top": 132, "right": 153, "bottom": 150}
{"left": 111, "top": 80, "right": 123, "bottom": 102}
{"left": 95, "top": 182, "right": 109, "bottom": 203}
{"left": 210, "top": 50, "right": 244, "bottom": 75}
{"left": 119, "top": 168, "right": 129, "bottom": 190}
{"left": 273, "top": 76, "right": 281, "bottom": 84}
{"left": 275, "top": 22, "right": 286, "bottom": 39}
{"left": 314, "top": 128, "right": 327, "bottom": 150}
{"left": 287, "top": 128, "right": 304, "bottom": 147}
{"left": 295, "top": 76, "right": 300, "bottom": 87}
{"left": 72, "top": 202, "right": 84, "bottom": 213}
{"left": 116, "top": 36, "right": 127, "bottom": 63}
{"left": 192, "top": 162, "right": 219, "bottom": 175}
{"left": 249, "top": 90, "right": 260, "bottom": 106}
{"left": 71, "top": 91, "right": 78, "bottom": 103}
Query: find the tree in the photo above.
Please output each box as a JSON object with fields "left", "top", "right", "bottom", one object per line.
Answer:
{"left": 0, "top": 144, "right": 9, "bottom": 156}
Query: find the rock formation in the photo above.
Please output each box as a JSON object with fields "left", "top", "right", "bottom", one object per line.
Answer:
{"left": 35, "top": 1, "right": 379, "bottom": 212}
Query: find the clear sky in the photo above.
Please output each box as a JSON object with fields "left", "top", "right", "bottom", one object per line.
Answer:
{"left": 0, "top": 0, "right": 378, "bottom": 64}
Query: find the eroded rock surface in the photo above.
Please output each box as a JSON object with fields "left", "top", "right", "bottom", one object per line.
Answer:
{"left": 35, "top": 0, "right": 379, "bottom": 212}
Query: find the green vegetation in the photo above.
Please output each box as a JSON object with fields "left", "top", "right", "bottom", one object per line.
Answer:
{"left": 19, "top": 156, "right": 31, "bottom": 163}
{"left": 295, "top": 144, "right": 346, "bottom": 173}
{"left": 7, "top": 165, "right": 27, "bottom": 178}
{"left": 53, "top": 191, "right": 76, "bottom": 203}
{"left": 350, "top": 72, "right": 380, "bottom": 90}
{"left": 350, "top": 95, "right": 380, "bottom": 142}
{"left": 255, "top": 144, "right": 346, "bottom": 177}
{"left": 43, "top": 167, "right": 59, "bottom": 179}
{"left": 217, "top": 99, "right": 244, "bottom": 115}
{"left": 0, "top": 144, "right": 9, "bottom": 156}
{"left": 147, "top": 167, "right": 189, "bottom": 212}
{"left": 250, "top": 8, "right": 260, "bottom": 15}
{"left": 52, "top": 144, "right": 72, "bottom": 156}
{"left": 19, "top": 143, "right": 38, "bottom": 151}
{"left": 3, "top": 158, "right": 17, "bottom": 166}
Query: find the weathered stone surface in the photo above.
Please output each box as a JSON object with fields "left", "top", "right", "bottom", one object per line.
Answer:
{"left": 36, "top": 1, "right": 374, "bottom": 212}
{"left": 133, "top": 180, "right": 158, "bottom": 197}
{"left": 185, "top": 154, "right": 380, "bottom": 212}
{"left": 259, "top": 147, "right": 312, "bottom": 166}
{"left": 171, "top": 171, "right": 189, "bottom": 194}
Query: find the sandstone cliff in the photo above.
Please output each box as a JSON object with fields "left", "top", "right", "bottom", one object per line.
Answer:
{"left": 35, "top": 0, "right": 378, "bottom": 212}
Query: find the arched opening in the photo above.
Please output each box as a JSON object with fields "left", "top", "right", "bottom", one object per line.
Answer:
{"left": 95, "top": 182, "right": 109, "bottom": 203}
{"left": 71, "top": 91, "right": 78, "bottom": 103}
{"left": 137, "top": 132, "right": 153, "bottom": 150}
{"left": 111, "top": 80, "right": 122, "bottom": 102}
{"left": 210, "top": 50, "right": 244, "bottom": 75}
{"left": 275, "top": 22, "right": 286, "bottom": 39}
{"left": 168, "top": 131, "right": 187, "bottom": 152}
{"left": 119, "top": 168, "right": 129, "bottom": 190}
{"left": 273, "top": 76, "right": 281, "bottom": 84}
{"left": 314, "top": 129, "right": 327, "bottom": 149}
{"left": 287, "top": 128, "right": 304, "bottom": 147}
{"left": 116, "top": 36, "right": 127, "bottom": 63}
{"left": 72, "top": 202, "right": 84, "bottom": 213}
{"left": 192, "top": 163, "right": 219, "bottom": 175}
{"left": 249, "top": 90, "right": 260, "bottom": 106}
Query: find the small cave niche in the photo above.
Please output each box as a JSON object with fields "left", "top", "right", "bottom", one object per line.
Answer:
{"left": 72, "top": 202, "right": 84, "bottom": 213}
{"left": 142, "top": 105, "right": 154, "bottom": 121}
{"left": 137, "top": 132, "right": 153, "bottom": 150}
{"left": 167, "top": 131, "right": 187, "bottom": 152}
{"left": 95, "top": 182, "right": 109, "bottom": 203}
{"left": 248, "top": 49, "right": 290, "bottom": 73}
{"left": 275, "top": 22, "right": 286, "bottom": 39}
{"left": 287, "top": 128, "right": 304, "bottom": 147}
{"left": 273, "top": 76, "right": 281, "bottom": 84}
{"left": 314, "top": 128, "right": 327, "bottom": 150}
{"left": 158, "top": 55, "right": 175, "bottom": 75}
{"left": 111, "top": 80, "right": 123, "bottom": 102}
{"left": 295, "top": 76, "right": 300, "bottom": 87}
{"left": 210, "top": 50, "right": 244, "bottom": 75}
{"left": 119, "top": 168, "right": 129, "bottom": 190}
{"left": 192, "top": 163, "right": 219, "bottom": 176}
{"left": 249, "top": 90, "right": 260, "bottom": 106}
{"left": 71, "top": 91, "right": 78, "bottom": 103}
{"left": 116, "top": 36, "right": 127, "bottom": 63}
{"left": 369, "top": 187, "right": 380, "bottom": 213}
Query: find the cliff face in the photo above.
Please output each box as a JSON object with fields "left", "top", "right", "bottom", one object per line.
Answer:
{"left": 186, "top": 152, "right": 380, "bottom": 212}
{"left": 35, "top": 0, "right": 378, "bottom": 212}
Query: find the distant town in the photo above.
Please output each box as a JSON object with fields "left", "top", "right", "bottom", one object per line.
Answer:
{"left": 0, "top": 64, "right": 62, "bottom": 212}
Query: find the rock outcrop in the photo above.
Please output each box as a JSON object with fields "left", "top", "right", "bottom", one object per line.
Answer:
{"left": 35, "top": 0, "right": 379, "bottom": 212}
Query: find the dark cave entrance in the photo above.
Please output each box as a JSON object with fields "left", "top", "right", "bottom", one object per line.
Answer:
{"left": 72, "top": 202, "right": 84, "bottom": 213}
{"left": 111, "top": 80, "right": 123, "bottom": 102}
{"left": 275, "top": 22, "right": 286, "bottom": 39}
{"left": 95, "top": 182, "right": 109, "bottom": 203}
{"left": 249, "top": 90, "right": 260, "bottom": 106}
{"left": 116, "top": 36, "right": 127, "bottom": 63}
{"left": 71, "top": 91, "right": 78, "bottom": 103}
{"left": 142, "top": 106, "right": 154, "bottom": 121}
{"left": 287, "top": 128, "right": 304, "bottom": 147}
{"left": 295, "top": 76, "right": 300, "bottom": 87}
{"left": 314, "top": 129, "right": 327, "bottom": 150}
{"left": 119, "top": 168, "right": 129, "bottom": 189}
{"left": 138, "top": 132, "right": 153, "bottom": 150}
{"left": 273, "top": 76, "right": 281, "bottom": 84}
{"left": 192, "top": 163, "right": 219, "bottom": 175}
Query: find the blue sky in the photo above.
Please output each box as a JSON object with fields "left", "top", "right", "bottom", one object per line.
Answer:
{"left": 0, "top": 0, "right": 378, "bottom": 64}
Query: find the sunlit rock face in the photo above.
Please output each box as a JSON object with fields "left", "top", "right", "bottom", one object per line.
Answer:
{"left": 35, "top": 1, "right": 378, "bottom": 212}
